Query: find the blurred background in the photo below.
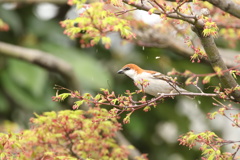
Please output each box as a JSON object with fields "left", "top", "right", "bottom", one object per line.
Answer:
{"left": 0, "top": 1, "right": 240, "bottom": 160}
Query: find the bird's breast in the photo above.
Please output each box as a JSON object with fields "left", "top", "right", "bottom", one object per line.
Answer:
{"left": 134, "top": 76, "right": 176, "bottom": 96}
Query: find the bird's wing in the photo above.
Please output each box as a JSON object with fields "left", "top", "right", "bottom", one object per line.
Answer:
{"left": 151, "top": 72, "right": 182, "bottom": 86}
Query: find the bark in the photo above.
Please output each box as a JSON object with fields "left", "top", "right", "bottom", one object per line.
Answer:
{"left": 204, "top": 0, "right": 240, "bottom": 19}
{"left": 193, "top": 27, "right": 240, "bottom": 101}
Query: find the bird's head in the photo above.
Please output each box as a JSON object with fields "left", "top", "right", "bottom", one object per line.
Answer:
{"left": 117, "top": 64, "right": 143, "bottom": 79}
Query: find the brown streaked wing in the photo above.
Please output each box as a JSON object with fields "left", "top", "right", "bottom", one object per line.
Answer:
{"left": 152, "top": 73, "right": 182, "bottom": 86}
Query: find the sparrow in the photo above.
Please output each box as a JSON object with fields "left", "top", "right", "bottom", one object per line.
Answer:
{"left": 117, "top": 64, "right": 190, "bottom": 97}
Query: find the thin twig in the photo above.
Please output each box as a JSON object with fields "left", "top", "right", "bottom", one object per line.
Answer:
{"left": 233, "top": 145, "right": 240, "bottom": 159}
{"left": 115, "top": 9, "right": 137, "bottom": 16}
{"left": 152, "top": 0, "right": 166, "bottom": 13}
{"left": 175, "top": 0, "right": 188, "bottom": 11}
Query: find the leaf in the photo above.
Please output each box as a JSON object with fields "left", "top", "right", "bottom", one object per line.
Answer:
{"left": 58, "top": 93, "right": 71, "bottom": 101}
{"left": 143, "top": 106, "right": 151, "bottom": 112}
{"left": 185, "top": 76, "right": 194, "bottom": 85}
{"left": 94, "top": 94, "right": 102, "bottom": 101}
{"left": 183, "top": 70, "right": 193, "bottom": 76}
{"left": 67, "top": 0, "right": 87, "bottom": 6}
{"left": 74, "top": 100, "right": 84, "bottom": 107}
{"left": 218, "top": 107, "right": 225, "bottom": 115}
{"left": 111, "top": 99, "right": 119, "bottom": 105}
{"left": 207, "top": 151, "right": 216, "bottom": 160}
{"left": 230, "top": 70, "right": 237, "bottom": 79}
{"left": 123, "top": 112, "right": 132, "bottom": 124}
{"left": 213, "top": 66, "right": 223, "bottom": 76}
{"left": 148, "top": 8, "right": 157, "bottom": 15}
{"left": 203, "top": 18, "right": 218, "bottom": 37}
{"left": 101, "top": 37, "right": 111, "bottom": 49}
{"left": 109, "top": 0, "right": 124, "bottom": 7}
{"left": 83, "top": 93, "right": 92, "bottom": 100}
{"left": 0, "top": 152, "right": 6, "bottom": 159}
{"left": 202, "top": 75, "right": 214, "bottom": 84}
{"left": 207, "top": 111, "right": 218, "bottom": 120}
{"left": 60, "top": 2, "right": 134, "bottom": 48}
{"left": 0, "top": 143, "right": 4, "bottom": 150}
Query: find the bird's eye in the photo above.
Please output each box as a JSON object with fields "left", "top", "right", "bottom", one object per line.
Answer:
{"left": 124, "top": 67, "right": 130, "bottom": 71}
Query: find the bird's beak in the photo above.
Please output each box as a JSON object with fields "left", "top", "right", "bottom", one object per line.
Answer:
{"left": 117, "top": 69, "right": 124, "bottom": 74}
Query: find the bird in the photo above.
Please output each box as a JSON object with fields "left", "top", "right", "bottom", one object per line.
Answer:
{"left": 117, "top": 63, "right": 191, "bottom": 97}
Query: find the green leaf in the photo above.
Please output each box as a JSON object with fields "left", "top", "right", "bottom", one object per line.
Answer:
{"left": 231, "top": 70, "right": 237, "bottom": 79}
{"left": 101, "top": 36, "right": 111, "bottom": 48}
{"left": 111, "top": 99, "right": 119, "bottom": 105}
{"left": 94, "top": 94, "right": 102, "bottom": 101}
{"left": 0, "top": 143, "right": 4, "bottom": 150}
{"left": 74, "top": 100, "right": 84, "bottom": 107}
{"left": 143, "top": 106, "right": 151, "bottom": 112}
{"left": 208, "top": 151, "right": 216, "bottom": 160}
{"left": 123, "top": 112, "right": 132, "bottom": 124}
{"left": 148, "top": 8, "right": 157, "bottom": 15}
{"left": 0, "top": 152, "right": 6, "bottom": 159}
{"left": 60, "top": 2, "right": 134, "bottom": 48}
{"left": 202, "top": 75, "right": 213, "bottom": 84}
{"left": 83, "top": 93, "right": 92, "bottom": 100}
{"left": 58, "top": 93, "right": 71, "bottom": 101}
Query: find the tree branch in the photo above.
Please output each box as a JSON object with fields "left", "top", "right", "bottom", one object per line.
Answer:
{"left": 148, "top": 0, "right": 240, "bottom": 20}
{"left": 203, "top": 0, "right": 240, "bottom": 19}
{"left": 0, "top": 41, "right": 80, "bottom": 90}
{"left": 121, "top": 0, "right": 240, "bottom": 102}
{"left": 123, "top": 0, "right": 196, "bottom": 24}
{"left": 192, "top": 27, "right": 240, "bottom": 102}
{"left": 1, "top": 0, "right": 240, "bottom": 21}
{"left": 0, "top": 42, "right": 144, "bottom": 159}
{"left": 133, "top": 26, "right": 240, "bottom": 69}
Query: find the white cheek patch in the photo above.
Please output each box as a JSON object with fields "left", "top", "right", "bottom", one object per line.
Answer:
{"left": 124, "top": 70, "right": 136, "bottom": 79}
